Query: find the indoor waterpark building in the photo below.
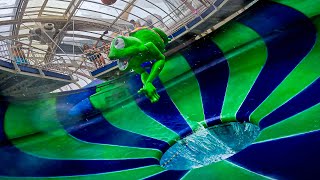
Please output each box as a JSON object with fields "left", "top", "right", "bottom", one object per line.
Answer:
{"left": 0, "top": 0, "right": 319, "bottom": 179}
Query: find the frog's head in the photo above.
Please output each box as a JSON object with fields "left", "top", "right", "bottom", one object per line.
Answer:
{"left": 108, "top": 36, "right": 146, "bottom": 71}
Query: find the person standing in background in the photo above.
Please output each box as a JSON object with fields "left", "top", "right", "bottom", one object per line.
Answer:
{"left": 11, "top": 43, "right": 29, "bottom": 65}
{"left": 181, "top": 0, "right": 198, "bottom": 14}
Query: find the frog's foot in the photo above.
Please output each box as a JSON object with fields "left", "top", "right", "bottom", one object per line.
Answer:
{"left": 138, "top": 83, "right": 160, "bottom": 103}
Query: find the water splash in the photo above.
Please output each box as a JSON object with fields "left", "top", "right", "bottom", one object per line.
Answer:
{"left": 160, "top": 122, "right": 260, "bottom": 170}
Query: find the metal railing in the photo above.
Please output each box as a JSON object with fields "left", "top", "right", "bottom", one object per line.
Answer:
{"left": 71, "top": 39, "right": 114, "bottom": 71}
{"left": 159, "top": 0, "right": 218, "bottom": 35}
{"left": 0, "top": 37, "right": 72, "bottom": 76}
{"left": 75, "top": 1, "right": 218, "bottom": 72}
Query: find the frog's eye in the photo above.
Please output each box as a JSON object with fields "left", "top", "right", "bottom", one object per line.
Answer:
{"left": 114, "top": 38, "right": 125, "bottom": 49}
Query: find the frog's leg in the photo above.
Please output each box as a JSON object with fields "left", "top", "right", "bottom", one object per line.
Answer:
{"left": 131, "top": 41, "right": 165, "bottom": 103}
{"left": 144, "top": 42, "right": 166, "bottom": 84}
{"left": 132, "top": 66, "right": 160, "bottom": 103}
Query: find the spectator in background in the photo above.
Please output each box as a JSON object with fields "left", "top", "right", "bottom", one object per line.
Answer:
{"left": 83, "top": 44, "right": 105, "bottom": 68}
{"left": 129, "top": 20, "right": 136, "bottom": 31}
{"left": 11, "top": 43, "right": 29, "bottom": 65}
{"left": 122, "top": 31, "right": 130, "bottom": 36}
{"left": 135, "top": 21, "right": 142, "bottom": 28}
{"left": 102, "top": 41, "right": 110, "bottom": 54}
{"left": 145, "top": 19, "right": 154, "bottom": 28}
{"left": 93, "top": 45, "right": 106, "bottom": 67}
{"left": 181, "top": 0, "right": 198, "bottom": 14}
{"left": 129, "top": 19, "right": 142, "bottom": 30}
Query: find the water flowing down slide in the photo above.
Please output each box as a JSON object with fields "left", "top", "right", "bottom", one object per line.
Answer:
{"left": 0, "top": 0, "right": 319, "bottom": 179}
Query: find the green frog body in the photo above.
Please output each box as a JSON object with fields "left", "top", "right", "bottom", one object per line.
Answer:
{"left": 108, "top": 27, "right": 170, "bottom": 103}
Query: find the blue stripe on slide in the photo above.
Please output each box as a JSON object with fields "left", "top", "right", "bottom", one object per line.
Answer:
{"left": 128, "top": 74, "right": 193, "bottom": 138}
{"left": 259, "top": 78, "right": 320, "bottom": 129}
{"left": 56, "top": 87, "right": 98, "bottom": 122}
{"left": 66, "top": 114, "right": 170, "bottom": 152}
{"left": 56, "top": 90, "right": 170, "bottom": 152}
{"left": 181, "top": 37, "right": 229, "bottom": 126}
{"left": 0, "top": 117, "right": 158, "bottom": 177}
{"left": 236, "top": 1, "right": 317, "bottom": 121}
{"left": 229, "top": 130, "right": 320, "bottom": 180}
{"left": 145, "top": 170, "right": 188, "bottom": 180}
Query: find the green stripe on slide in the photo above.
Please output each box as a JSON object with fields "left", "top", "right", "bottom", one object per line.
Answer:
{"left": 182, "top": 160, "right": 270, "bottom": 180}
{"left": 160, "top": 53, "right": 206, "bottom": 130}
{"left": 99, "top": 98, "right": 180, "bottom": 145}
{"left": 211, "top": 23, "right": 267, "bottom": 123}
{"left": 90, "top": 83, "right": 180, "bottom": 145}
{"left": 0, "top": 165, "right": 165, "bottom": 180}
{"left": 250, "top": 17, "right": 320, "bottom": 124}
{"left": 5, "top": 99, "right": 161, "bottom": 160}
{"left": 255, "top": 103, "right": 320, "bottom": 143}
{"left": 273, "top": 0, "right": 320, "bottom": 18}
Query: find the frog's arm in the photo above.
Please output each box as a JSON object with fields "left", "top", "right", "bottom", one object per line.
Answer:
{"left": 131, "top": 42, "right": 165, "bottom": 103}
{"left": 144, "top": 42, "right": 165, "bottom": 84}
{"left": 132, "top": 42, "right": 165, "bottom": 84}
{"left": 132, "top": 66, "right": 149, "bottom": 85}
{"left": 133, "top": 65, "right": 160, "bottom": 103}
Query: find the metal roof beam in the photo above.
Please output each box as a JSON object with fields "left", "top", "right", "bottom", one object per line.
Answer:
{"left": 44, "top": 0, "right": 83, "bottom": 64}
{"left": 109, "top": 0, "right": 137, "bottom": 28}
{"left": 38, "top": 0, "right": 49, "bottom": 17}
{"left": 12, "top": 0, "right": 29, "bottom": 39}
{"left": 0, "top": 16, "right": 67, "bottom": 25}
{"left": 64, "top": 33, "right": 101, "bottom": 41}
{"left": 64, "top": 0, "right": 83, "bottom": 19}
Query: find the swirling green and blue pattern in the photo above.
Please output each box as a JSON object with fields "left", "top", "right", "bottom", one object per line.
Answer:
{"left": 0, "top": 0, "right": 319, "bottom": 179}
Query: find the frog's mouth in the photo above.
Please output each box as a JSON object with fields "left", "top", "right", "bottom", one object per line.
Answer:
{"left": 116, "top": 57, "right": 131, "bottom": 71}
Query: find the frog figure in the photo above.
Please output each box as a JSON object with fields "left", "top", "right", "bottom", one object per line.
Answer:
{"left": 108, "top": 27, "right": 170, "bottom": 103}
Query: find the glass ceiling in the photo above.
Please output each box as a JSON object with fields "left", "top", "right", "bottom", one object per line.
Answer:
{"left": 0, "top": 0, "right": 215, "bottom": 45}
{"left": 0, "top": 0, "right": 19, "bottom": 36}
{"left": 0, "top": 0, "right": 255, "bottom": 91}
{"left": 0, "top": 0, "right": 218, "bottom": 91}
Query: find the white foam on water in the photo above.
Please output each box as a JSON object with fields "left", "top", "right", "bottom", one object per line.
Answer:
{"left": 160, "top": 122, "right": 260, "bottom": 170}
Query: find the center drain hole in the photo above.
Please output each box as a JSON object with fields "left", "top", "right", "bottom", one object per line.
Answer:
{"left": 160, "top": 122, "right": 260, "bottom": 170}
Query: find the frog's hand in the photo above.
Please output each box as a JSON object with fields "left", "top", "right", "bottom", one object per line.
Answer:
{"left": 138, "top": 82, "right": 160, "bottom": 103}
{"left": 144, "top": 42, "right": 165, "bottom": 84}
